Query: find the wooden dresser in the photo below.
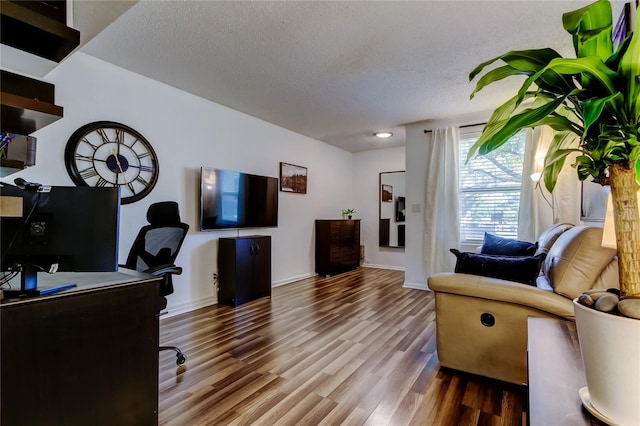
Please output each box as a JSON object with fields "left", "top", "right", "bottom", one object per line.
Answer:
{"left": 315, "top": 219, "right": 361, "bottom": 277}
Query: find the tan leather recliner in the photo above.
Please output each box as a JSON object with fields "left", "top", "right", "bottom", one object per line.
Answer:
{"left": 428, "top": 225, "right": 618, "bottom": 385}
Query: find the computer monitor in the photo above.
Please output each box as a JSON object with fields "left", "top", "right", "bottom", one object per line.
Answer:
{"left": 0, "top": 183, "right": 120, "bottom": 298}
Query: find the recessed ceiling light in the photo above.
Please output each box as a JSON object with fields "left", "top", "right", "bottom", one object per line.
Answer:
{"left": 374, "top": 132, "right": 393, "bottom": 138}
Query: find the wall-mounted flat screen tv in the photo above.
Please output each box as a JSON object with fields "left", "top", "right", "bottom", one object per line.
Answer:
{"left": 200, "top": 167, "right": 278, "bottom": 230}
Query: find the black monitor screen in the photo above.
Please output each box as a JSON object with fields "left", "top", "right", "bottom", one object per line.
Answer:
{"left": 1, "top": 183, "right": 120, "bottom": 296}
{"left": 200, "top": 167, "right": 278, "bottom": 230}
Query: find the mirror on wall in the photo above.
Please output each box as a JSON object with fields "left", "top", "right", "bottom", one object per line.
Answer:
{"left": 379, "top": 171, "right": 406, "bottom": 247}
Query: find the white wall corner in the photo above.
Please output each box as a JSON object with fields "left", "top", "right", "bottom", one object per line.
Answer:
{"left": 403, "top": 281, "right": 430, "bottom": 291}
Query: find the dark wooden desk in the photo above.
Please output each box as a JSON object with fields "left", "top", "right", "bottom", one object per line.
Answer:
{"left": 527, "top": 317, "right": 605, "bottom": 426}
{"left": 1, "top": 269, "right": 161, "bottom": 426}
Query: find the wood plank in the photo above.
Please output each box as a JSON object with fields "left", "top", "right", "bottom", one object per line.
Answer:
{"left": 159, "top": 268, "right": 527, "bottom": 425}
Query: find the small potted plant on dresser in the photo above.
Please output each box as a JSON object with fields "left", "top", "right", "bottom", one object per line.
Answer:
{"left": 341, "top": 209, "right": 355, "bottom": 219}
{"left": 468, "top": 0, "right": 640, "bottom": 424}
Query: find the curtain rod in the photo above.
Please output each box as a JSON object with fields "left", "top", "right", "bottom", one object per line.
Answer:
{"left": 423, "top": 122, "right": 486, "bottom": 133}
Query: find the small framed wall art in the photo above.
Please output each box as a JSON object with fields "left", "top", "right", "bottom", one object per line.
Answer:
{"left": 381, "top": 184, "right": 393, "bottom": 202}
{"left": 280, "top": 162, "right": 307, "bottom": 194}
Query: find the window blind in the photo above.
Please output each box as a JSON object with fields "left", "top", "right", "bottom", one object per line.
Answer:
{"left": 459, "top": 129, "right": 526, "bottom": 242}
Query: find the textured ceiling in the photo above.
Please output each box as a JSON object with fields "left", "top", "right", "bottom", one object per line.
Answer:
{"left": 76, "top": 0, "right": 616, "bottom": 152}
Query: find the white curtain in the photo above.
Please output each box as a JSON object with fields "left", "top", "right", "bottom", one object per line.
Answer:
{"left": 518, "top": 125, "right": 582, "bottom": 242}
{"left": 518, "top": 126, "right": 554, "bottom": 242}
{"left": 554, "top": 151, "right": 582, "bottom": 226}
{"left": 423, "top": 127, "right": 460, "bottom": 277}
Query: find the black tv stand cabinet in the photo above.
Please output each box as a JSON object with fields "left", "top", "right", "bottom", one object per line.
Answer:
{"left": 218, "top": 235, "right": 271, "bottom": 307}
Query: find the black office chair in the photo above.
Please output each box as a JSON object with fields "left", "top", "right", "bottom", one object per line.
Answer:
{"left": 123, "top": 201, "right": 189, "bottom": 366}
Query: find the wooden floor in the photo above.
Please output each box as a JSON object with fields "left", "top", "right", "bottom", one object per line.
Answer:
{"left": 158, "top": 268, "right": 527, "bottom": 425}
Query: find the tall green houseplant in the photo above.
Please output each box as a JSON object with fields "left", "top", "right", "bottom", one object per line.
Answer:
{"left": 469, "top": 0, "right": 640, "bottom": 296}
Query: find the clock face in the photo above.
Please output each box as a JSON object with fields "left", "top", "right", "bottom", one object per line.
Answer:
{"left": 64, "top": 121, "right": 159, "bottom": 204}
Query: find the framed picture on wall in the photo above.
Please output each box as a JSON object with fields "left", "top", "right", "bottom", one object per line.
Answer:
{"left": 280, "top": 162, "right": 307, "bottom": 194}
{"left": 381, "top": 184, "right": 393, "bottom": 202}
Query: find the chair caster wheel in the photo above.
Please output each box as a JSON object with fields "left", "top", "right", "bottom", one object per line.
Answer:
{"left": 176, "top": 354, "right": 186, "bottom": 366}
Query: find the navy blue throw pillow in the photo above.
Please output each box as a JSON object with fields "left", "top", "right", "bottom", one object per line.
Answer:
{"left": 449, "top": 249, "right": 545, "bottom": 286}
{"left": 480, "top": 232, "right": 538, "bottom": 256}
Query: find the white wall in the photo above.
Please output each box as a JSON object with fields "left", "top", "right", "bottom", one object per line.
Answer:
{"left": 2, "top": 52, "right": 355, "bottom": 315}
{"left": 353, "top": 147, "right": 405, "bottom": 270}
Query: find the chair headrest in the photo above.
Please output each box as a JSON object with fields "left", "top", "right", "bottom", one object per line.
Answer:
{"left": 536, "top": 222, "right": 574, "bottom": 255}
{"left": 147, "top": 201, "right": 182, "bottom": 226}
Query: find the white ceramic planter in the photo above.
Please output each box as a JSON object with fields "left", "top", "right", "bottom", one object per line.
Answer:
{"left": 573, "top": 299, "right": 640, "bottom": 426}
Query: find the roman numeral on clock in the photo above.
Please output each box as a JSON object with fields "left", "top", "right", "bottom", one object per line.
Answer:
{"left": 80, "top": 168, "right": 99, "bottom": 180}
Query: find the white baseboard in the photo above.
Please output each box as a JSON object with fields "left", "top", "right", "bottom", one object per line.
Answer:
{"left": 161, "top": 268, "right": 421, "bottom": 319}
{"left": 272, "top": 272, "right": 316, "bottom": 287}
{"left": 362, "top": 263, "right": 405, "bottom": 271}
{"left": 161, "top": 273, "right": 316, "bottom": 318}
{"left": 403, "top": 281, "right": 430, "bottom": 291}
{"left": 161, "top": 296, "right": 216, "bottom": 320}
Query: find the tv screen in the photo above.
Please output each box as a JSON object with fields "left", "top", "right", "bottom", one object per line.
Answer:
{"left": 200, "top": 167, "right": 278, "bottom": 230}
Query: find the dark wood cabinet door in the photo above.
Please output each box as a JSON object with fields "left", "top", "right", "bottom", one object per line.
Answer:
{"left": 251, "top": 237, "right": 271, "bottom": 299}
{"left": 218, "top": 236, "right": 271, "bottom": 307}
{"left": 315, "top": 220, "right": 361, "bottom": 276}
{"left": 234, "top": 238, "right": 255, "bottom": 303}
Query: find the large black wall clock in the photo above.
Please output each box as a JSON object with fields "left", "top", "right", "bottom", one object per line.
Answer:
{"left": 64, "top": 121, "right": 160, "bottom": 205}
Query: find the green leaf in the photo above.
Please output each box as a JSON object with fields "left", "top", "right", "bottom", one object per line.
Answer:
{"left": 518, "top": 57, "right": 617, "bottom": 102}
{"left": 543, "top": 154, "right": 569, "bottom": 193}
{"left": 470, "top": 65, "right": 532, "bottom": 100}
{"left": 582, "top": 93, "right": 621, "bottom": 135}
{"left": 620, "top": 10, "right": 640, "bottom": 124}
{"left": 534, "top": 115, "right": 581, "bottom": 134}
{"left": 468, "top": 95, "right": 565, "bottom": 163}
{"left": 562, "top": 0, "right": 613, "bottom": 61}
{"left": 469, "top": 49, "right": 561, "bottom": 81}
{"left": 469, "top": 55, "right": 504, "bottom": 82}
{"left": 479, "top": 96, "right": 568, "bottom": 156}
{"left": 542, "top": 131, "right": 579, "bottom": 192}
{"left": 536, "top": 69, "right": 575, "bottom": 95}
{"left": 575, "top": 155, "right": 598, "bottom": 180}
{"left": 467, "top": 94, "right": 524, "bottom": 162}
{"left": 606, "top": 34, "right": 632, "bottom": 69}
{"left": 502, "top": 49, "right": 573, "bottom": 93}
{"left": 629, "top": 147, "right": 640, "bottom": 163}
{"left": 502, "top": 49, "right": 562, "bottom": 71}
{"left": 546, "top": 148, "right": 581, "bottom": 167}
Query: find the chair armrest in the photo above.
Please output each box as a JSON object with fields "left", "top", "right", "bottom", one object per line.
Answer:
{"left": 144, "top": 264, "right": 183, "bottom": 277}
{"left": 428, "top": 272, "right": 575, "bottom": 319}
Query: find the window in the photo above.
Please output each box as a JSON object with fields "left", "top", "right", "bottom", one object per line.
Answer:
{"left": 458, "top": 128, "right": 526, "bottom": 243}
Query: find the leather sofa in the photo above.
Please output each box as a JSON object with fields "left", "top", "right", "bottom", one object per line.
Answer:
{"left": 428, "top": 224, "right": 618, "bottom": 385}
